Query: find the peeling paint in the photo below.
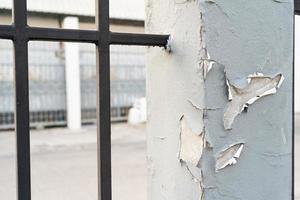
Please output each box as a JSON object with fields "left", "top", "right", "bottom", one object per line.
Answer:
{"left": 198, "top": 10, "right": 211, "bottom": 80}
{"left": 147, "top": 0, "right": 293, "bottom": 198}
{"left": 199, "top": 49, "right": 215, "bottom": 79}
{"left": 179, "top": 115, "right": 204, "bottom": 167}
{"left": 224, "top": 73, "right": 284, "bottom": 130}
{"left": 216, "top": 143, "right": 244, "bottom": 171}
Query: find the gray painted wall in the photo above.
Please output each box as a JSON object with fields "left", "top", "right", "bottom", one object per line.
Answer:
{"left": 146, "top": 0, "right": 293, "bottom": 199}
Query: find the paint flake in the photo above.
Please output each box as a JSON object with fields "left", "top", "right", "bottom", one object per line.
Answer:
{"left": 179, "top": 116, "right": 204, "bottom": 167}
{"left": 216, "top": 143, "right": 244, "bottom": 171}
{"left": 199, "top": 50, "right": 215, "bottom": 79}
{"left": 224, "top": 73, "right": 284, "bottom": 130}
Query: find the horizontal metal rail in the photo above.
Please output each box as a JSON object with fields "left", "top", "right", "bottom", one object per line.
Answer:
{"left": 110, "top": 32, "right": 169, "bottom": 47}
{"left": 0, "top": 24, "right": 169, "bottom": 46}
{"left": 0, "top": 25, "right": 14, "bottom": 40}
{"left": 27, "top": 27, "right": 99, "bottom": 43}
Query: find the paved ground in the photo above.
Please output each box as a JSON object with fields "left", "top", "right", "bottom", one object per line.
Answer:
{"left": 0, "top": 123, "right": 147, "bottom": 200}
{"left": 0, "top": 120, "right": 299, "bottom": 200}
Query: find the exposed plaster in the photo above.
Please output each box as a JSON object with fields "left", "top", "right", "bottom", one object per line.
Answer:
{"left": 215, "top": 143, "right": 244, "bottom": 171}
{"left": 224, "top": 73, "right": 284, "bottom": 130}
{"left": 179, "top": 115, "right": 205, "bottom": 167}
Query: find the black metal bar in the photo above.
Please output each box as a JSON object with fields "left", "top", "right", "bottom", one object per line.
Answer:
{"left": 96, "top": 0, "right": 112, "bottom": 200}
{"left": 13, "top": 0, "right": 31, "bottom": 200}
{"left": 110, "top": 32, "right": 169, "bottom": 47}
{"left": 292, "top": 13, "right": 295, "bottom": 200}
{"left": 0, "top": 25, "right": 14, "bottom": 40}
{"left": 27, "top": 27, "right": 98, "bottom": 43}
{"left": 295, "top": 0, "right": 300, "bottom": 14}
{"left": 14, "top": 40, "right": 31, "bottom": 200}
{"left": 0, "top": 25, "right": 171, "bottom": 45}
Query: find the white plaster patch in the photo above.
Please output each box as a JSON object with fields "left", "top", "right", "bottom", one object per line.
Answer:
{"left": 179, "top": 115, "right": 204, "bottom": 167}
{"left": 216, "top": 143, "right": 244, "bottom": 171}
{"left": 224, "top": 73, "right": 284, "bottom": 130}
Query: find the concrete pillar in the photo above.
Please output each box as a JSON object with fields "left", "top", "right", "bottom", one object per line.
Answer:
{"left": 63, "top": 17, "right": 81, "bottom": 130}
{"left": 146, "top": 1, "right": 293, "bottom": 200}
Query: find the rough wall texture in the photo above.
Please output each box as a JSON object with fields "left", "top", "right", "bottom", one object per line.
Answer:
{"left": 146, "top": 1, "right": 293, "bottom": 200}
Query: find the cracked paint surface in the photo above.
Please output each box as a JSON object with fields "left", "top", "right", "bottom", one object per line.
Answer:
{"left": 179, "top": 115, "right": 204, "bottom": 166}
{"left": 199, "top": 50, "right": 215, "bottom": 80}
{"left": 224, "top": 73, "right": 284, "bottom": 130}
{"left": 215, "top": 143, "right": 244, "bottom": 171}
{"left": 147, "top": 0, "right": 293, "bottom": 199}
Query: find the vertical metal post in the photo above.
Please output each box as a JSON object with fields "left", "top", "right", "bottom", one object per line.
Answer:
{"left": 13, "top": 0, "right": 31, "bottom": 200}
{"left": 292, "top": 12, "right": 295, "bottom": 200}
{"left": 96, "top": 0, "right": 112, "bottom": 199}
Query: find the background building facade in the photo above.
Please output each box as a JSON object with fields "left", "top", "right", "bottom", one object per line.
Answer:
{"left": 0, "top": 0, "right": 146, "bottom": 129}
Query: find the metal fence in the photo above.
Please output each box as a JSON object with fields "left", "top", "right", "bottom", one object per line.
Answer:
{"left": 0, "top": 0, "right": 168, "bottom": 197}
{"left": 0, "top": 40, "right": 146, "bottom": 129}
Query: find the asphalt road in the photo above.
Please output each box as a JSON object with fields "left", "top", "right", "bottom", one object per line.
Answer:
{"left": 0, "top": 121, "right": 299, "bottom": 200}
